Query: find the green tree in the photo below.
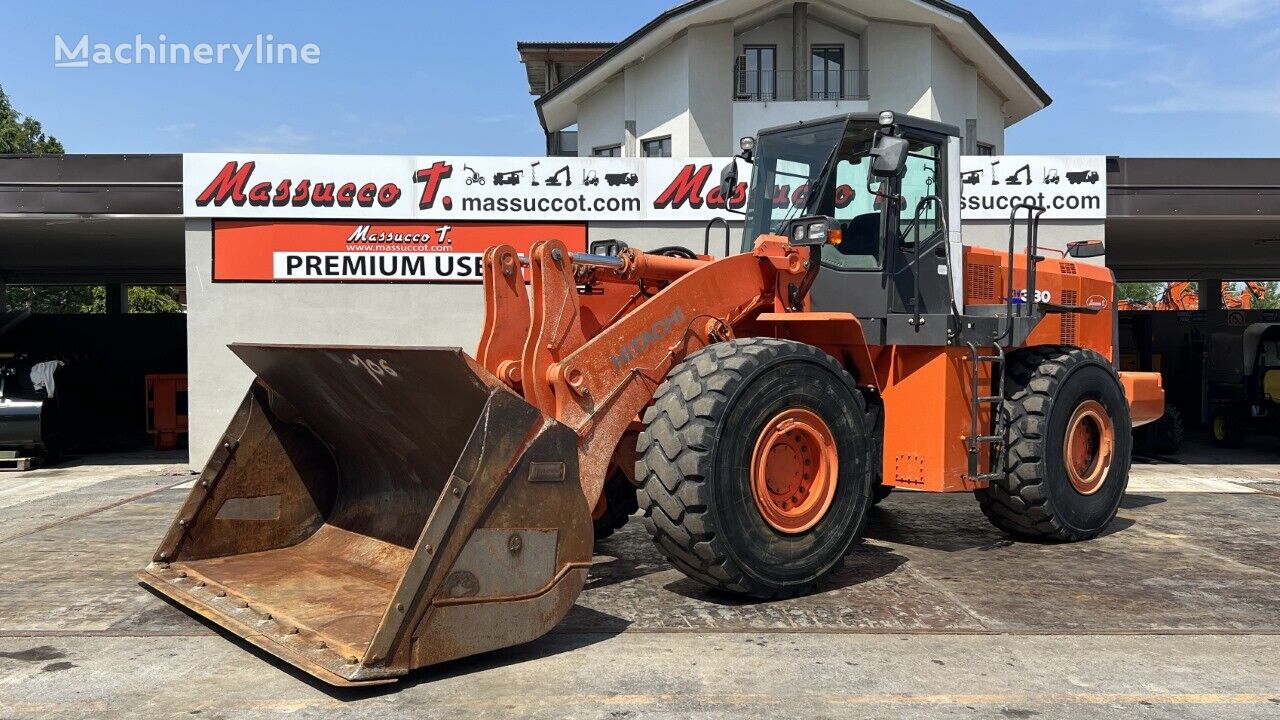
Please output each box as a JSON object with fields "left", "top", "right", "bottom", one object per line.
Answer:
{"left": 84, "top": 286, "right": 183, "bottom": 314}
{"left": 3, "top": 285, "right": 95, "bottom": 313}
{"left": 1258, "top": 282, "right": 1280, "bottom": 310}
{"left": 0, "top": 84, "right": 63, "bottom": 153}
{"left": 1118, "top": 282, "right": 1163, "bottom": 307}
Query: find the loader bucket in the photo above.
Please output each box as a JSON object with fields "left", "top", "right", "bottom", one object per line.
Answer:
{"left": 138, "top": 344, "right": 593, "bottom": 686}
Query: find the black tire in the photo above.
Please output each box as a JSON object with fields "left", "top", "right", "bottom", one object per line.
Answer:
{"left": 1150, "top": 404, "right": 1184, "bottom": 455}
{"left": 593, "top": 469, "right": 638, "bottom": 542}
{"left": 871, "top": 483, "right": 894, "bottom": 505}
{"left": 975, "top": 346, "right": 1132, "bottom": 542}
{"left": 866, "top": 401, "right": 892, "bottom": 505}
{"left": 636, "top": 338, "right": 872, "bottom": 599}
{"left": 1135, "top": 404, "right": 1184, "bottom": 456}
{"left": 1210, "top": 410, "right": 1246, "bottom": 448}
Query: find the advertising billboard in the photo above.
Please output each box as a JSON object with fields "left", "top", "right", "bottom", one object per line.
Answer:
{"left": 211, "top": 220, "right": 587, "bottom": 283}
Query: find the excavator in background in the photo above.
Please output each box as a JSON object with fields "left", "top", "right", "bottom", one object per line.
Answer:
{"left": 1119, "top": 281, "right": 1268, "bottom": 312}
{"left": 139, "top": 111, "right": 1164, "bottom": 686}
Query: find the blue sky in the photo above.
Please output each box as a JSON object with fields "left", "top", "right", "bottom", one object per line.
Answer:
{"left": 2, "top": 1, "right": 1278, "bottom": 157}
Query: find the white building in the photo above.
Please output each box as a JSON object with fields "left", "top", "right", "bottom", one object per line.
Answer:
{"left": 518, "top": 0, "right": 1051, "bottom": 158}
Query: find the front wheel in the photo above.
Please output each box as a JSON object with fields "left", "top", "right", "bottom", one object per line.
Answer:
{"left": 976, "top": 346, "right": 1132, "bottom": 541}
{"left": 636, "top": 339, "right": 872, "bottom": 599}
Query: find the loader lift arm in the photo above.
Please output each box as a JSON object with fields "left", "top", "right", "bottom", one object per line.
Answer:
{"left": 477, "top": 237, "right": 816, "bottom": 506}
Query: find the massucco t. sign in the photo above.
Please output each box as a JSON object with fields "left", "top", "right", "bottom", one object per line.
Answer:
{"left": 958, "top": 155, "right": 1107, "bottom": 220}
{"left": 184, "top": 154, "right": 749, "bottom": 223}
{"left": 184, "top": 153, "right": 1106, "bottom": 224}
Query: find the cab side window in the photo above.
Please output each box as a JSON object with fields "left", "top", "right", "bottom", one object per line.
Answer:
{"left": 898, "top": 142, "right": 941, "bottom": 245}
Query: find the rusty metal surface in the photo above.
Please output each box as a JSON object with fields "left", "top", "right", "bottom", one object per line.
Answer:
{"left": 138, "top": 344, "right": 594, "bottom": 686}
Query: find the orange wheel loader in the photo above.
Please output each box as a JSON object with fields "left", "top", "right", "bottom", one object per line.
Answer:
{"left": 139, "top": 111, "right": 1164, "bottom": 686}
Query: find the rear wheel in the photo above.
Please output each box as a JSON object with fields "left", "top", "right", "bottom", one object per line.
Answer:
{"left": 1149, "top": 404, "right": 1184, "bottom": 455}
{"left": 1210, "top": 410, "right": 1246, "bottom": 448}
{"left": 636, "top": 338, "right": 872, "bottom": 599}
{"left": 975, "top": 346, "right": 1132, "bottom": 541}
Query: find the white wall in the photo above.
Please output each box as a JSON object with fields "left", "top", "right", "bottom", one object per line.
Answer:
{"left": 576, "top": 77, "right": 625, "bottom": 156}
{"left": 865, "top": 21, "right": 933, "bottom": 119}
{"left": 688, "top": 23, "right": 735, "bottom": 155}
{"left": 976, "top": 79, "right": 1006, "bottom": 153}
{"left": 733, "top": 98, "right": 870, "bottom": 143}
{"left": 184, "top": 219, "right": 487, "bottom": 468}
{"left": 929, "top": 33, "right": 977, "bottom": 131}
{"left": 630, "top": 35, "right": 693, "bottom": 156}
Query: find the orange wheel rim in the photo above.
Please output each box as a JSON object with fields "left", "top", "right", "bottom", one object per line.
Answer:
{"left": 750, "top": 408, "right": 839, "bottom": 534}
{"left": 1063, "top": 400, "right": 1114, "bottom": 495}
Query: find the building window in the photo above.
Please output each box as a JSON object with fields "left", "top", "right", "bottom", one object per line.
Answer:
{"left": 811, "top": 45, "right": 844, "bottom": 100}
{"left": 977, "top": 142, "right": 995, "bottom": 156}
{"left": 641, "top": 136, "right": 671, "bottom": 158}
{"left": 739, "top": 45, "right": 776, "bottom": 100}
{"left": 593, "top": 144, "right": 621, "bottom": 157}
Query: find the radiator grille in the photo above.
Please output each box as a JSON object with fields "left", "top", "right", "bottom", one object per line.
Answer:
{"left": 1060, "top": 262, "right": 1078, "bottom": 276}
{"left": 1061, "top": 289, "right": 1079, "bottom": 346}
{"left": 966, "top": 264, "right": 997, "bottom": 303}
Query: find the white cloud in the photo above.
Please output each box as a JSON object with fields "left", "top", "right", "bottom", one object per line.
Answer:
{"left": 1003, "top": 30, "right": 1164, "bottom": 55}
{"left": 1148, "top": 0, "right": 1280, "bottom": 27}
{"left": 1108, "top": 61, "right": 1280, "bottom": 116}
{"left": 218, "top": 124, "right": 315, "bottom": 152}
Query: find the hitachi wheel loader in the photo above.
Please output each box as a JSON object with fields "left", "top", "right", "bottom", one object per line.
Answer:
{"left": 140, "top": 111, "right": 1164, "bottom": 686}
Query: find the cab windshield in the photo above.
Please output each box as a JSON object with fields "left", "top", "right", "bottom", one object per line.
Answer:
{"left": 741, "top": 120, "right": 882, "bottom": 269}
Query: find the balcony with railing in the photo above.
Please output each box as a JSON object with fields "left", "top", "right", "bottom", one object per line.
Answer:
{"left": 733, "top": 69, "right": 869, "bottom": 102}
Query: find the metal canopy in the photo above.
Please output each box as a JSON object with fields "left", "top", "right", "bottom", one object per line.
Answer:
{"left": 1106, "top": 157, "right": 1280, "bottom": 281}
{"left": 0, "top": 154, "right": 182, "bottom": 284}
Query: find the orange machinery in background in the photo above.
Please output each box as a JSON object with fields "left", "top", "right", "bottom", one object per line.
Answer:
{"left": 145, "top": 374, "right": 188, "bottom": 451}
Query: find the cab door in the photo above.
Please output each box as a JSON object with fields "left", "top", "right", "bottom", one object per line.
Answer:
{"left": 885, "top": 133, "right": 952, "bottom": 317}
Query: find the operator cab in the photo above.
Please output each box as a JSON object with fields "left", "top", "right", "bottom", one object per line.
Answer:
{"left": 736, "top": 111, "right": 963, "bottom": 345}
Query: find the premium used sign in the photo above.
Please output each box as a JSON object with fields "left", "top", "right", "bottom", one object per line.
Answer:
{"left": 958, "top": 156, "right": 1107, "bottom": 220}
{"left": 185, "top": 154, "right": 748, "bottom": 222}
{"left": 212, "top": 220, "right": 587, "bottom": 282}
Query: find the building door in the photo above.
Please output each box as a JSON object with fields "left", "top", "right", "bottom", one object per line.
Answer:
{"left": 742, "top": 46, "right": 776, "bottom": 100}
{"left": 811, "top": 46, "right": 844, "bottom": 100}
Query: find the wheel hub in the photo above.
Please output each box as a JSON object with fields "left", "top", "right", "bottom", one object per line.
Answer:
{"left": 750, "top": 408, "right": 838, "bottom": 534}
{"left": 1063, "top": 399, "right": 1115, "bottom": 496}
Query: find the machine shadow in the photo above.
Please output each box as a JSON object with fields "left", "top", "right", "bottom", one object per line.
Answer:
{"left": 1120, "top": 493, "right": 1167, "bottom": 509}
{"left": 659, "top": 542, "right": 908, "bottom": 606}
{"left": 359, "top": 607, "right": 630, "bottom": 698}
{"left": 142, "top": 582, "right": 629, "bottom": 701}
{"left": 863, "top": 498, "right": 1139, "bottom": 552}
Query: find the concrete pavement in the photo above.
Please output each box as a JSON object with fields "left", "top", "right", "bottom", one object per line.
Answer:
{"left": 0, "top": 440, "right": 1277, "bottom": 719}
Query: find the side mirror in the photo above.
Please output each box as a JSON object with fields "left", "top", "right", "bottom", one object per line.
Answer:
{"left": 1066, "top": 239, "right": 1106, "bottom": 258}
{"left": 719, "top": 160, "right": 739, "bottom": 203}
{"left": 870, "top": 133, "right": 909, "bottom": 179}
{"left": 786, "top": 215, "right": 840, "bottom": 247}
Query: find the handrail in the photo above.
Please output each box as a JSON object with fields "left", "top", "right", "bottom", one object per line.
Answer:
{"left": 997, "top": 201, "right": 1047, "bottom": 342}
{"left": 703, "top": 216, "right": 732, "bottom": 257}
